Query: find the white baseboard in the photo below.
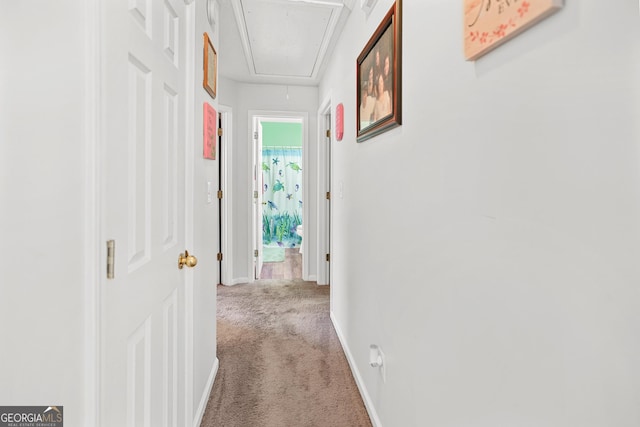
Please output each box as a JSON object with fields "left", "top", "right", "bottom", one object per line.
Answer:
{"left": 330, "top": 312, "right": 382, "bottom": 427}
{"left": 192, "top": 357, "right": 219, "bottom": 427}
{"left": 307, "top": 274, "right": 317, "bottom": 282}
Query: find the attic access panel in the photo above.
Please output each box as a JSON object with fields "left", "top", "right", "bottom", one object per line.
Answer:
{"left": 241, "top": 0, "right": 335, "bottom": 77}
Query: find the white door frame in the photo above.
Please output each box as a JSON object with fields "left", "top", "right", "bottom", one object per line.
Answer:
{"left": 83, "top": 1, "right": 196, "bottom": 425}
{"left": 248, "top": 110, "right": 310, "bottom": 281}
{"left": 183, "top": 3, "right": 195, "bottom": 426}
{"left": 83, "top": 0, "right": 101, "bottom": 425}
{"left": 317, "top": 95, "right": 332, "bottom": 286}
{"left": 219, "top": 105, "right": 233, "bottom": 285}
{"left": 252, "top": 116, "right": 265, "bottom": 279}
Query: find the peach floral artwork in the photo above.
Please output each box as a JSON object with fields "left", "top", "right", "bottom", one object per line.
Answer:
{"left": 464, "top": 0, "right": 563, "bottom": 60}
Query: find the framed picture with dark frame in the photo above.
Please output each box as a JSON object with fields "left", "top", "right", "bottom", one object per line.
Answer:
{"left": 203, "top": 32, "right": 217, "bottom": 99}
{"left": 356, "top": 0, "right": 402, "bottom": 142}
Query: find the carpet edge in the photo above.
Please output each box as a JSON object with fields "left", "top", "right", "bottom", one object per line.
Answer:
{"left": 330, "top": 312, "right": 383, "bottom": 427}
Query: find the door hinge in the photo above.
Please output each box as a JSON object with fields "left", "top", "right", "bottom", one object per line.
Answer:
{"left": 254, "top": 190, "right": 258, "bottom": 199}
{"left": 106, "top": 240, "right": 115, "bottom": 279}
{"left": 326, "top": 253, "right": 330, "bottom": 262}
{"left": 254, "top": 131, "right": 258, "bottom": 139}
{"left": 326, "top": 191, "right": 331, "bottom": 200}
{"left": 217, "top": 252, "right": 223, "bottom": 261}
{"left": 254, "top": 249, "right": 259, "bottom": 257}
{"left": 218, "top": 128, "right": 223, "bottom": 137}
{"left": 326, "top": 129, "right": 331, "bottom": 138}
{"left": 217, "top": 190, "right": 223, "bottom": 199}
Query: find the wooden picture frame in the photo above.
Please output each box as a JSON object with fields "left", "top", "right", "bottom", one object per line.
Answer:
{"left": 203, "top": 32, "right": 217, "bottom": 99}
{"left": 356, "top": 0, "right": 402, "bottom": 142}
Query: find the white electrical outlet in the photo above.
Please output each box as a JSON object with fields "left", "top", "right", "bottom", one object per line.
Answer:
{"left": 369, "top": 344, "right": 386, "bottom": 383}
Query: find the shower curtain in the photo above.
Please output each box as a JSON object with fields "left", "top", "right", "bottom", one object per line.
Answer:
{"left": 262, "top": 146, "right": 303, "bottom": 248}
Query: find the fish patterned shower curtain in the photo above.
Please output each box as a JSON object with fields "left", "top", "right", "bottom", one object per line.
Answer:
{"left": 262, "top": 147, "right": 303, "bottom": 247}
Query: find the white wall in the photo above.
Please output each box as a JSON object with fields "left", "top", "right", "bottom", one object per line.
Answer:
{"left": 320, "top": 1, "right": 640, "bottom": 426}
{"left": 192, "top": 0, "right": 219, "bottom": 421}
{"left": 0, "top": 1, "right": 87, "bottom": 425}
{"left": 219, "top": 83, "right": 319, "bottom": 283}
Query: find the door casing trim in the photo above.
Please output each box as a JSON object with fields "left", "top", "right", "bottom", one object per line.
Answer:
{"left": 218, "top": 106, "right": 234, "bottom": 285}
{"left": 84, "top": 0, "right": 101, "bottom": 424}
{"left": 317, "top": 94, "right": 332, "bottom": 286}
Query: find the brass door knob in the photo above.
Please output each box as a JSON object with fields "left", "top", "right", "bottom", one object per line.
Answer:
{"left": 178, "top": 250, "right": 198, "bottom": 269}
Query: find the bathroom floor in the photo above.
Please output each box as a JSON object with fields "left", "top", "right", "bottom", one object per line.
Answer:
{"left": 260, "top": 248, "right": 302, "bottom": 280}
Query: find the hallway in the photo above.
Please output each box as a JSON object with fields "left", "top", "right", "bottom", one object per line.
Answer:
{"left": 4, "top": 1, "right": 640, "bottom": 425}
{"left": 201, "top": 280, "right": 371, "bottom": 426}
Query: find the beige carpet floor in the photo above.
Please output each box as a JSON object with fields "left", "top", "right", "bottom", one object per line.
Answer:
{"left": 200, "top": 279, "right": 372, "bottom": 427}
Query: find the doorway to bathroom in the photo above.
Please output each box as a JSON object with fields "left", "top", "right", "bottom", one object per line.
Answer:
{"left": 251, "top": 113, "right": 307, "bottom": 280}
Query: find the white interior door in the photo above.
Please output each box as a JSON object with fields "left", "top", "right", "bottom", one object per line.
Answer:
{"left": 253, "top": 119, "right": 264, "bottom": 279}
{"left": 101, "top": 1, "right": 189, "bottom": 426}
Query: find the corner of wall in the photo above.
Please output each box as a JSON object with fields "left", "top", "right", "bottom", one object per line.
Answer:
{"left": 192, "top": 358, "right": 219, "bottom": 427}
{"left": 330, "top": 312, "right": 382, "bottom": 427}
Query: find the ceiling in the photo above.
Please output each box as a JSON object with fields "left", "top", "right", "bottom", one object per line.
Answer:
{"left": 218, "top": 0, "right": 356, "bottom": 86}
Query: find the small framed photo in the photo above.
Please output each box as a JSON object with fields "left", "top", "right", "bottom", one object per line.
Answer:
{"left": 356, "top": 0, "right": 402, "bottom": 142}
{"left": 203, "top": 32, "right": 217, "bottom": 99}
